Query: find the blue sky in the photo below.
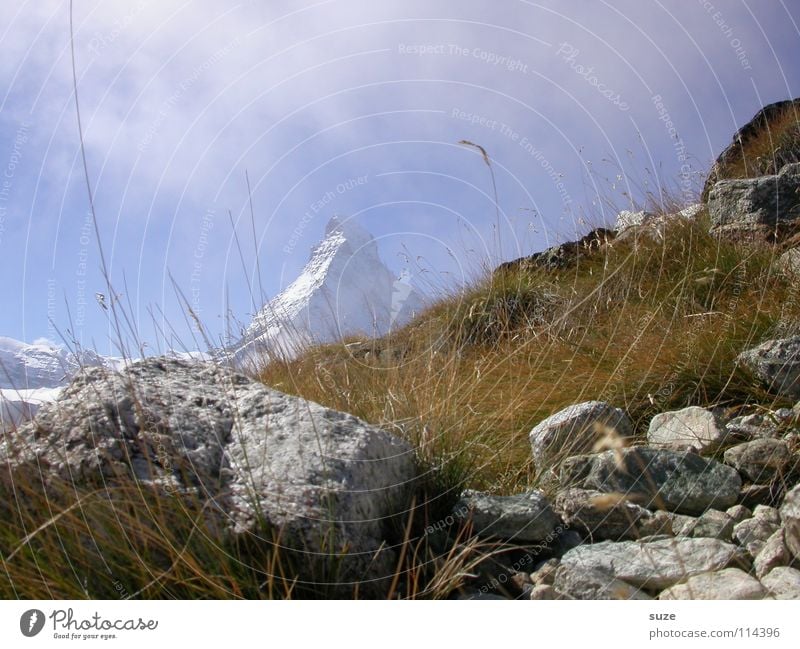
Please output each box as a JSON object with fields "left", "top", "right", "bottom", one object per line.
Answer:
{"left": 0, "top": 0, "right": 798, "bottom": 355}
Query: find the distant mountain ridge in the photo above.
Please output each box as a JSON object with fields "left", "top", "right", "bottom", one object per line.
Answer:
{"left": 0, "top": 336, "right": 122, "bottom": 428}
{"left": 0, "top": 336, "right": 116, "bottom": 391}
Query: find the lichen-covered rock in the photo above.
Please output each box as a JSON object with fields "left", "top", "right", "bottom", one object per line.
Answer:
{"left": 0, "top": 358, "right": 418, "bottom": 596}
{"left": 679, "top": 509, "right": 734, "bottom": 542}
{"left": 777, "top": 247, "right": 800, "bottom": 279}
{"left": 727, "top": 505, "right": 753, "bottom": 524}
{"left": 754, "top": 529, "right": 791, "bottom": 579}
{"left": 708, "top": 163, "right": 800, "bottom": 240}
{"left": 754, "top": 505, "right": 782, "bottom": 525}
{"left": 737, "top": 336, "right": 800, "bottom": 400}
{"left": 552, "top": 564, "right": 651, "bottom": 600}
{"left": 582, "top": 448, "right": 741, "bottom": 516}
{"left": 761, "top": 566, "right": 800, "bottom": 599}
{"left": 659, "top": 568, "right": 767, "bottom": 600}
{"left": 733, "top": 517, "right": 780, "bottom": 557}
{"left": 455, "top": 490, "right": 560, "bottom": 543}
{"left": 553, "top": 488, "right": 658, "bottom": 541}
{"left": 648, "top": 406, "right": 730, "bottom": 453}
{"left": 725, "top": 413, "right": 781, "bottom": 440}
{"left": 560, "top": 538, "right": 747, "bottom": 590}
{"left": 781, "top": 484, "right": 800, "bottom": 560}
{"left": 724, "top": 439, "right": 792, "bottom": 482}
{"left": 529, "top": 401, "right": 633, "bottom": 471}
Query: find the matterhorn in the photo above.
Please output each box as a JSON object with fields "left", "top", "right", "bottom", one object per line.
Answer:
{"left": 229, "top": 215, "right": 425, "bottom": 371}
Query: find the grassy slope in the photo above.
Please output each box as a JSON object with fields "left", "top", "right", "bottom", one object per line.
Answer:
{"left": 262, "top": 208, "right": 800, "bottom": 495}
{"left": 4, "top": 202, "right": 800, "bottom": 599}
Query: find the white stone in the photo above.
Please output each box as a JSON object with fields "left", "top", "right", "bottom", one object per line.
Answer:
{"left": 659, "top": 568, "right": 766, "bottom": 600}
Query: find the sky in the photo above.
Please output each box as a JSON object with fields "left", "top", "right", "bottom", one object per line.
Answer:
{"left": 0, "top": 0, "right": 798, "bottom": 355}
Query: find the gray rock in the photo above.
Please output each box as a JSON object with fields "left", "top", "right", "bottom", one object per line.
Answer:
{"left": 0, "top": 358, "right": 417, "bottom": 595}
{"left": 781, "top": 484, "right": 800, "bottom": 560}
{"left": 553, "top": 488, "right": 656, "bottom": 541}
{"left": 559, "top": 454, "right": 597, "bottom": 486}
{"left": 615, "top": 210, "right": 656, "bottom": 231}
{"left": 560, "top": 538, "right": 746, "bottom": 590}
{"left": 456, "top": 490, "right": 560, "bottom": 543}
{"left": 659, "top": 568, "right": 767, "bottom": 600}
{"left": 583, "top": 447, "right": 742, "bottom": 515}
{"left": 733, "top": 517, "right": 780, "bottom": 557}
{"left": 778, "top": 247, "right": 800, "bottom": 279}
{"left": 680, "top": 509, "right": 734, "bottom": 541}
{"left": 754, "top": 529, "right": 791, "bottom": 579}
{"left": 670, "top": 513, "right": 697, "bottom": 536}
{"left": 529, "top": 401, "right": 633, "bottom": 471}
{"left": 727, "top": 504, "right": 753, "bottom": 524}
{"left": 724, "top": 439, "right": 792, "bottom": 482}
{"left": 754, "top": 504, "right": 782, "bottom": 525}
{"left": 553, "top": 564, "right": 651, "bottom": 600}
{"left": 648, "top": 406, "right": 730, "bottom": 453}
{"left": 761, "top": 566, "right": 800, "bottom": 599}
{"left": 708, "top": 162, "right": 800, "bottom": 240}
{"left": 725, "top": 413, "right": 780, "bottom": 440}
{"left": 737, "top": 336, "right": 800, "bottom": 400}
{"left": 613, "top": 206, "right": 702, "bottom": 247}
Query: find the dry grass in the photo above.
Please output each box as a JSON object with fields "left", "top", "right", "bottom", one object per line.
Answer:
{"left": 0, "top": 464, "right": 506, "bottom": 599}
{"left": 718, "top": 104, "right": 800, "bottom": 182}
{"left": 6, "top": 201, "right": 796, "bottom": 599}
{"left": 261, "top": 207, "right": 800, "bottom": 496}
{"left": 6, "top": 109, "right": 800, "bottom": 598}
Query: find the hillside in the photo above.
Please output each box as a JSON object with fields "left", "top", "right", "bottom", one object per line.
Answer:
{"left": 2, "top": 98, "right": 800, "bottom": 600}
{"left": 260, "top": 203, "right": 800, "bottom": 494}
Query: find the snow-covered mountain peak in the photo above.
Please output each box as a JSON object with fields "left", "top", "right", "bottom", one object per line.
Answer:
{"left": 324, "top": 214, "right": 372, "bottom": 242}
{"left": 0, "top": 336, "right": 111, "bottom": 390}
{"left": 229, "top": 215, "right": 425, "bottom": 369}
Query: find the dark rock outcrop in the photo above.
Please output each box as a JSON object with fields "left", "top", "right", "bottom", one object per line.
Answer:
{"left": 496, "top": 227, "right": 615, "bottom": 274}
{"left": 702, "top": 98, "right": 800, "bottom": 202}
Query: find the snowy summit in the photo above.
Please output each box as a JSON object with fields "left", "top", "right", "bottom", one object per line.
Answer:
{"left": 229, "top": 215, "right": 425, "bottom": 370}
